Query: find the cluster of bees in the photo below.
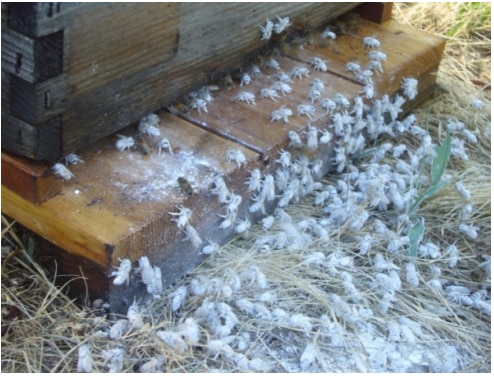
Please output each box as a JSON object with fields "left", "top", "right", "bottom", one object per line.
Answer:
{"left": 59, "top": 12, "right": 480, "bottom": 295}
{"left": 53, "top": 12, "right": 482, "bottom": 298}
{"left": 69, "top": 12, "right": 489, "bottom": 373}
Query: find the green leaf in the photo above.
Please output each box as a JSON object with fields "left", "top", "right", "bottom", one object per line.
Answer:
{"left": 27, "top": 236, "right": 35, "bottom": 259}
{"left": 408, "top": 180, "right": 448, "bottom": 216}
{"left": 408, "top": 217, "right": 425, "bottom": 258}
{"left": 431, "top": 129, "right": 451, "bottom": 186}
{"left": 446, "top": 3, "right": 491, "bottom": 37}
{"left": 350, "top": 147, "right": 377, "bottom": 161}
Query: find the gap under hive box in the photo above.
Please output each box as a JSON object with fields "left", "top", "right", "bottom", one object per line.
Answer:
{"left": 1, "top": 3, "right": 445, "bottom": 314}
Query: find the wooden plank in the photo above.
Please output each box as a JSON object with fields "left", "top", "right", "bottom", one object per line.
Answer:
{"left": 1, "top": 28, "right": 63, "bottom": 83}
{"left": 1, "top": 151, "right": 61, "bottom": 204}
{"left": 10, "top": 74, "right": 67, "bottom": 125}
{"left": 2, "top": 112, "right": 263, "bottom": 312}
{"left": 180, "top": 55, "right": 362, "bottom": 159}
{"left": 1, "top": 114, "right": 62, "bottom": 161}
{"left": 2, "top": 113, "right": 259, "bottom": 267}
{"left": 2, "top": 69, "right": 10, "bottom": 116}
{"left": 66, "top": 3, "right": 181, "bottom": 97}
{"left": 286, "top": 19, "right": 446, "bottom": 99}
{"left": 59, "top": 3, "right": 358, "bottom": 157}
{"left": 7, "top": 3, "right": 104, "bottom": 38}
{"left": 40, "top": 245, "right": 111, "bottom": 306}
{"left": 355, "top": 3, "right": 393, "bottom": 23}
{"left": 3, "top": 3, "right": 360, "bottom": 161}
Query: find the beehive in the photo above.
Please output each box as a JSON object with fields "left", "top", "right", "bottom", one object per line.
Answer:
{"left": 1, "top": 3, "right": 445, "bottom": 314}
{"left": 2, "top": 3, "right": 360, "bottom": 162}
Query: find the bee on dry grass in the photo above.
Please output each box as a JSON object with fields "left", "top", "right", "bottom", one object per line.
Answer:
{"left": 127, "top": 300, "right": 144, "bottom": 328}
{"left": 77, "top": 344, "right": 93, "bottom": 372}
{"left": 300, "top": 343, "right": 318, "bottom": 370}
{"left": 103, "top": 348, "right": 124, "bottom": 373}
{"left": 109, "top": 319, "right": 129, "bottom": 340}
{"left": 171, "top": 286, "right": 188, "bottom": 312}
{"left": 139, "top": 357, "right": 165, "bottom": 373}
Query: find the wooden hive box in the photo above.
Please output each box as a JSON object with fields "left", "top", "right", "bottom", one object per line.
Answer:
{"left": 1, "top": 3, "right": 446, "bottom": 315}
{"left": 2, "top": 2, "right": 360, "bottom": 162}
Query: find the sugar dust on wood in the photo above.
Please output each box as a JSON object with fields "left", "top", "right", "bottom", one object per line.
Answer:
{"left": 111, "top": 149, "right": 216, "bottom": 203}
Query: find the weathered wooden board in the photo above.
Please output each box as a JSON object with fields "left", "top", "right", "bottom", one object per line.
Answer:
{"left": 1, "top": 26, "right": 64, "bottom": 83}
{"left": 2, "top": 113, "right": 262, "bottom": 311}
{"left": 181, "top": 56, "right": 362, "bottom": 157}
{"left": 1, "top": 152, "right": 60, "bottom": 204}
{"left": 286, "top": 20, "right": 446, "bottom": 100}
{"left": 2, "top": 3, "right": 359, "bottom": 162}
{"left": 7, "top": 3, "right": 106, "bottom": 38}
{"left": 3, "top": 115, "right": 259, "bottom": 265}
{"left": 354, "top": 2, "right": 394, "bottom": 24}
{"left": 1, "top": 114, "right": 62, "bottom": 163}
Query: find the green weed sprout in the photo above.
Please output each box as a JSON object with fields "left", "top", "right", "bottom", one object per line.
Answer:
{"left": 407, "top": 129, "right": 452, "bottom": 258}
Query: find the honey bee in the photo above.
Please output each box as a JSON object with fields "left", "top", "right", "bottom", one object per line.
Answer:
{"left": 177, "top": 177, "right": 193, "bottom": 195}
{"left": 330, "top": 12, "right": 361, "bottom": 35}
{"left": 166, "top": 102, "right": 188, "bottom": 115}
{"left": 134, "top": 134, "right": 153, "bottom": 156}
{"left": 224, "top": 73, "right": 235, "bottom": 90}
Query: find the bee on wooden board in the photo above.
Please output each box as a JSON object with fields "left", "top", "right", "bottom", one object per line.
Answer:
{"left": 319, "top": 28, "right": 337, "bottom": 52}
{"left": 223, "top": 73, "right": 235, "bottom": 90}
{"left": 166, "top": 102, "right": 188, "bottom": 116}
{"left": 135, "top": 134, "right": 152, "bottom": 156}
{"left": 177, "top": 177, "right": 193, "bottom": 196}
{"left": 330, "top": 12, "right": 362, "bottom": 36}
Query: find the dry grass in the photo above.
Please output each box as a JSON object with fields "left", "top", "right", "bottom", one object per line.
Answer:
{"left": 1, "top": 221, "right": 105, "bottom": 372}
{"left": 2, "top": 3, "right": 491, "bottom": 373}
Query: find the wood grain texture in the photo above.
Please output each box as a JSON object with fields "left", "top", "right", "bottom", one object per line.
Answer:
{"left": 1, "top": 151, "right": 61, "bottom": 203}
{"left": 180, "top": 56, "right": 362, "bottom": 158}
{"left": 286, "top": 19, "right": 446, "bottom": 99}
{"left": 66, "top": 3, "right": 180, "bottom": 96}
{"left": 1, "top": 29, "right": 63, "bottom": 83}
{"left": 7, "top": 3, "right": 104, "bottom": 38}
{"left": 10, "top": 74, "right": 66, "bottom": 125}
{"left": 1, "top": 114, "right": 62, "bottom": 161}
{"left": 2, "top": 113, "right": 259, "bottom": 269}
{"left": 61, "top": 3, "right": 359, "bottom": 155}
{"left": 3, "top": 3, "right": 360, "bottom": 161}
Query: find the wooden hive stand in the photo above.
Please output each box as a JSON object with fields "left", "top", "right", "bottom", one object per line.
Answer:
{"left": 1, "top": 3, "right": 445, "bottom": 314}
